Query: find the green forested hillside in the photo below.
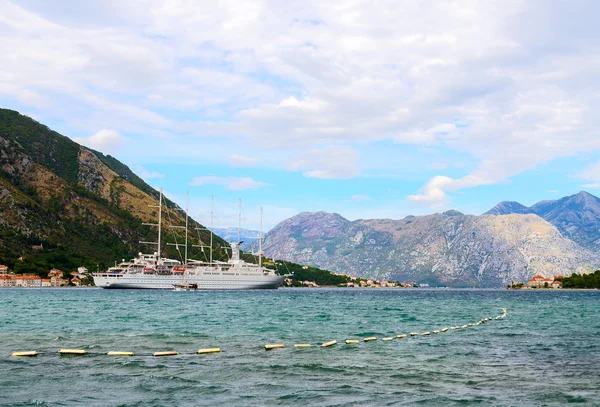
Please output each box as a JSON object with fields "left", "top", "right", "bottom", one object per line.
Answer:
{"left": 0, "top": 108, "right": 228, "bottom": 273}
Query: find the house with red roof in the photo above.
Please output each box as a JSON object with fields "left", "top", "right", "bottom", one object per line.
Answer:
{"left": 527, "top": 274, "right": 554, "bottom": 288}
{"left": 0, "top": 275, "right": 15, "bottom": 287}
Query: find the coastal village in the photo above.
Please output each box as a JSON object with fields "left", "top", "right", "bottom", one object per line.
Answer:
{"left": 283, "top": 266, "right": 417, "bottom": 288}
{"left": 0, "top": 261, "right": 592, "bottom": 290}
{"left": 0, "top": 265, "right": 92, "bottom": 287}
{"left": 284, "top": 277, "right": 414, "bottom": 288}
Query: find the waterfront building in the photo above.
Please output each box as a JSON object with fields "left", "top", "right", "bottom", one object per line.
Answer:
{"left": 0, "top": 275, "right": 15, "bottom": 287}
{"left": 527, "top": 274, "right": 554, "bottom": 288}
{"left": 15, "top": 275, "right": 42, "bottom": 287}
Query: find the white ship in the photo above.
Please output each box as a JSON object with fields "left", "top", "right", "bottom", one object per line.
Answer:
{"left": 93, "top": 191, "right": 286, "bottom": 290}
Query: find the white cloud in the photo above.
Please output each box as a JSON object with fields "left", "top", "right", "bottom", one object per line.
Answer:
{"left": 225, "top": 154, "right": 260, "bottom": 168}
{"left": 576, "top": 161, "right": 600, "bottom": 181}
{"left": 408, "top": 174, "right": 494, "bottom": 207}
{"left": 574, "top": 160, "right": 600, "bottom": 189}
{"left": 133, "top": 165, "right": 165, "bottom": 180}
{"left": 2, "top": 0, "right": 600, "bottom": 206}
{"left": 74, "top": 129, "right": 127, "bottom": 154}
{"left": 345, "top": 194, "right": 370, "bottom": 203}
{"left": 189, "top": 176, "right": 269, "bottom": 190}
{"left": 428, "top": 161, "right": 448, "bottom": 170}
{"left": 288, "top": 145, "right": 360, "bottom": 179}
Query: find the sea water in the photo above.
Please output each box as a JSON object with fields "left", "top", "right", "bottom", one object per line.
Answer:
{"left": 0, "top": 288, "right": 599, "bottom": 406}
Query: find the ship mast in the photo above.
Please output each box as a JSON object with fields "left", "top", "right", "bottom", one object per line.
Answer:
{"left": 238, "top": 198, "right": 242, "bottom": 244}
{"left": 184, "top": 191, "right": 189, "bottom": 264}
{"left": 167, "top": 190, "right": 189, "bottom": 265}
{"left": 140, "top": 188, "right": 164, "bottom": 264}
{"left": 259, "top": 206, "right": 263, "bottom": 268}
{"left": 210, "top": 194, "right": 214, "bottom": 263}
{"left": 158, "top": 188, "right": 162, "bottom": 259}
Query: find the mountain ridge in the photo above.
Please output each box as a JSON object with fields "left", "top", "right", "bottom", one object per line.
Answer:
{"left": 484, "top": 191, "right": 600, "bottom": 249}
{"left": 260, "top": 193, "right": 600, "bottom": 287}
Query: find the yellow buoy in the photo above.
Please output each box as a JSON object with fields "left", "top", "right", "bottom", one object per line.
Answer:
{"left": 345, "top": 339, "right": 360, "bottom": 344}
{"left": 321, "top": 340, "right": 337, "bottom": 348}
{"left": 468, "top": 323, "right": 475, "bottom": 326}
{"left": 294, "top": 344, "right": 311, "bottom": 348}
{"left": 410, "top": 332, "right": 419, "bottom": 336}
{"left": 153, "top": 351, "right": 178, "bottom": 357}
{"left": 396, "top": 334, "right": 407, "bottom": 339}
{"left": 12, "top": 351, "right": 37, "bottom": 357}
{"left": 107, "top": 351, "right": 134, "bottom": 356}
{"left": 461, "top": 325, "right": 468, "bottom": 329}
{"left": 265, "top": 344, "right": 285, "bottom": 350}
{"left": 382, "top": 337, "right": 394, "bottom": 341}
{"left": 421, "top": 332, "right": 430, "bottom": 336}
{"left": 432, "top": 330, "right": 440, "bottom": 334}
{"left": 59, "top": 349, "right": 87, "bottom": 355}
{"left": 197, "top": 348, "right": 221, "bottom": 354}
{"left": 364, "top": 337, "right": 377, "bottom": 342}
{"left": 441, "top": 328, "right": 449, "bottom": 332}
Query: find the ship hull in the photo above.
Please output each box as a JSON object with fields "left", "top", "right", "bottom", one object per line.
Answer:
{"left": 93, "top": 274, "right": 286, "bottom": 290}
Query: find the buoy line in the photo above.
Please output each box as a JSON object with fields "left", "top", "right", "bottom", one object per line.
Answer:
{"left": 10, "top": 309, "right": 508, "bottom": 358}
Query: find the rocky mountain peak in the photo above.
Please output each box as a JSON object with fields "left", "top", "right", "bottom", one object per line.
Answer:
{"left": 443, "top": 209, "right": 464, "bottom": 216}
{"left": 485, "top": 201, "right": 530, "bottom": 215}
{"left": 282, "top": 211, "right": 349, "bottom": 226}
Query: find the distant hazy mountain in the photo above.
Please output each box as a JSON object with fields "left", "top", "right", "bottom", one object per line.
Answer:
{"left": 485, "top": 201, "right": 530, "bottom": 215}
{"left": 212, "top": 227, "right": 260, "bottom": 245}
{"left": 260, "top": 194, "right": 600, "bottom": 287}
{"left": 485, "top": 191, "right": 600, "bottom": 249}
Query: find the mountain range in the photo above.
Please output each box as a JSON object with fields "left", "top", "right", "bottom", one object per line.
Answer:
{"left": 485, "top": 192, "right": 600, "bottom": 249}
{"left": 259, "top": 192, "right": 600, "bottom": 287}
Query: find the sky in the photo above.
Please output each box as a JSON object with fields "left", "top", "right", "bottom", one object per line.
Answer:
{"left": 1, "top": 0, "right": 600, "bottom": 230}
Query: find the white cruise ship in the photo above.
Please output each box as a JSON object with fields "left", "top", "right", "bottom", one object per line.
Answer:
{"left": 92, "top": 191, "right": 286, "bottom": 290}
{"left": 92, "top": 243, "right": 285, "bottom": 289}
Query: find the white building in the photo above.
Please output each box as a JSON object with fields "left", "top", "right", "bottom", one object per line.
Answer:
{"left": 15, "top": 275, "right": 42, "bottom": 287}
{"left": 0, "top": 275, "right": 15, "bottom": 287}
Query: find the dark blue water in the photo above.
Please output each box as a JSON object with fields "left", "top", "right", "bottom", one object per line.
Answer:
{"left": 1, "top": 288, "right": 599, "bottom": 406}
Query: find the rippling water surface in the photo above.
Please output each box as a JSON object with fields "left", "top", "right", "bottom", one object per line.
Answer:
{"left": 1, "top": 288, "right": 599, "bottom": 406}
